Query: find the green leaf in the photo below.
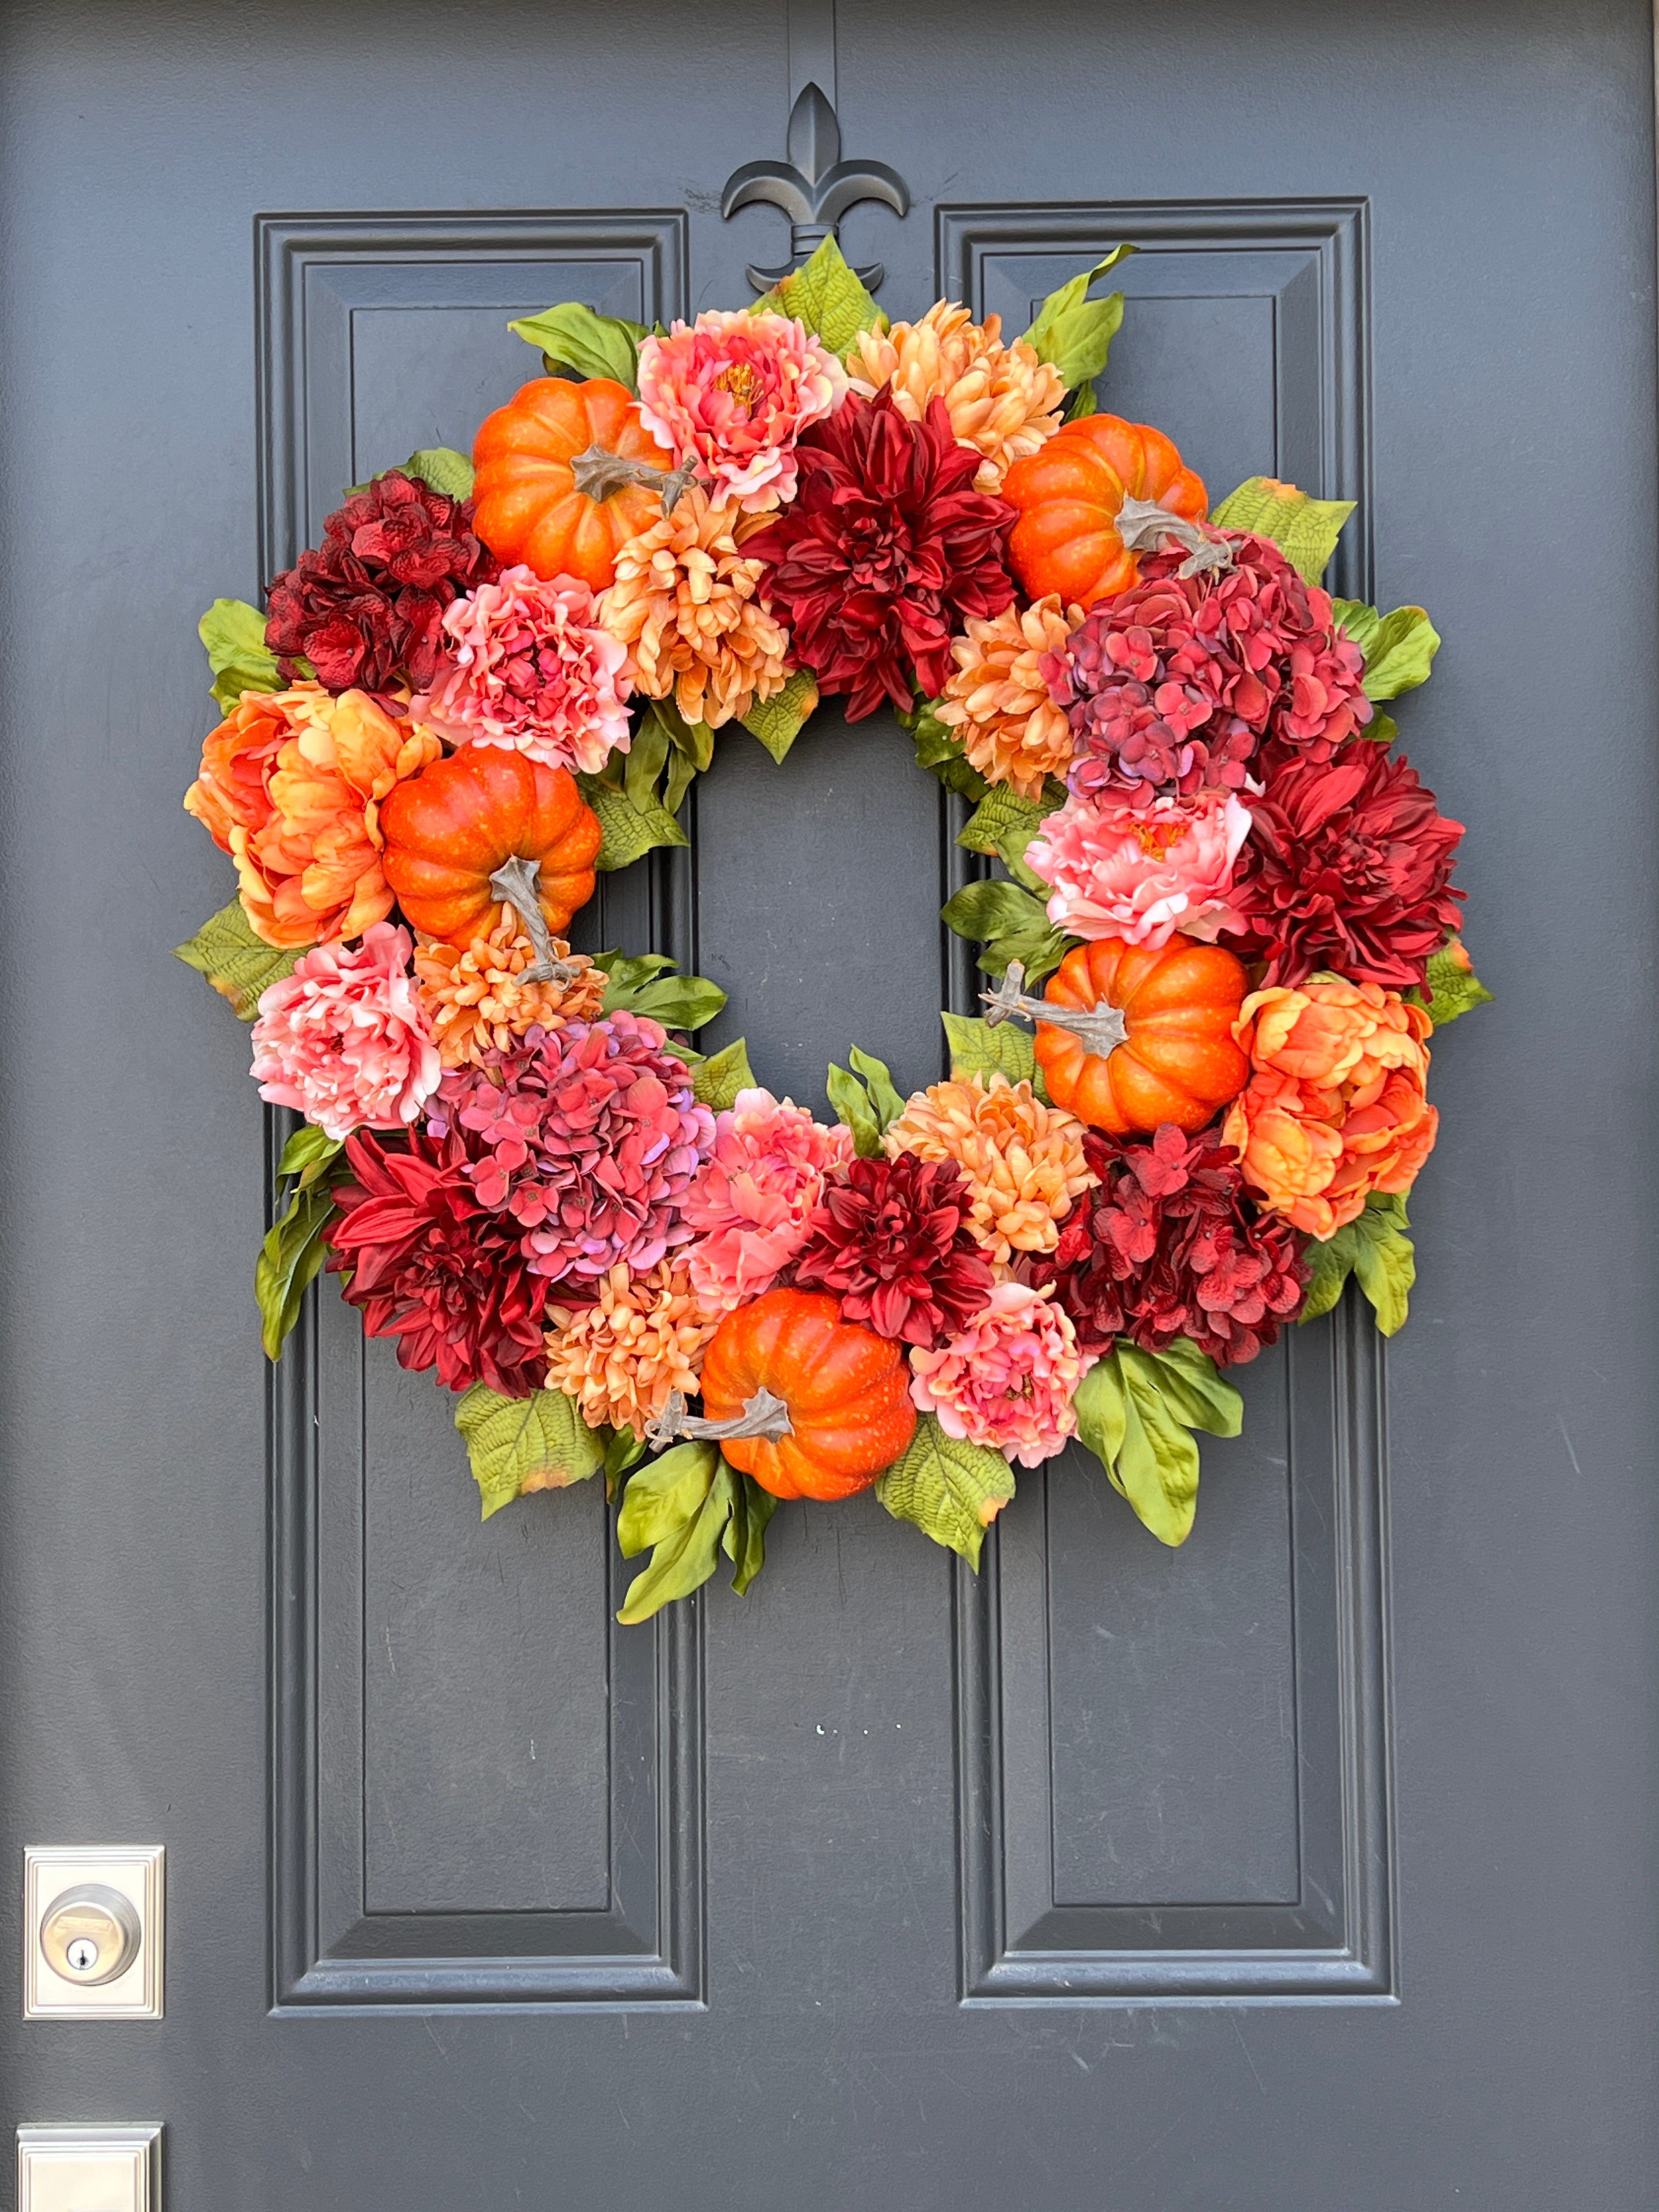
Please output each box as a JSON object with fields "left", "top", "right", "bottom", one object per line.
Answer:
{"left": 594, "top": 948, "right": 727, "bottom": 1034}
{"left": 276, "top": 1125, "right": 343, "bottom": 1183}
{"left": 1210, "top": 476, "right": 1355, "bottom": 584}
{"left": 755, "top": 236, "right": 884, "bottom": 357}
{"left": 173, "top": 898, "right": 301, "bottom": 1020}
{"left": 958, "top": 784, "right": 1053, "bottom": 893}
{"left": 1331, "top": 599, "right": 1441, "bottom": 702}
{"left": 907, "top": 699, "right": 989, "bottom": 800}
{"left": 1416, "top": 941, "right": 1495, "bottom": 1028}
{"left": 1020, "top": 245, "right": 1138, "bottom": 404}
{"left": 602, "top": 1425, "right": 650, "bottom": 1502}
{"left": 616, "top": 1441, "right": 721, "bottom": 1555}
{"left": 199, "top": 598, "right": 282, "bottom": 712}
{"left": 847, "top": 1046, "right": 905, "bottom": 1131}
{"left": 255, "top": 1175, "right": 338, "bottom": 1363}
{"left": 691, "top": 1038, "right": 757, "bottom": 1111}
{"left": 940, "top": 878, "right": 1071, "bottom": 986}
{"left": 1362, "top": 711, "right": 1400, "bottom": 748}
{"left": 722, "top": 1471, "right": 779, "bottom": 1596}
{"left": 647, "top": 696, "right": 715, "bottom": 773}
{"left": 575, "top": 772, "right": 690, "bottom": 870}
{"left": 1133, "top": 1338, "right": 1243, "bottom": 1438}
{"left": 826, "top": 1063, "right": 883, "bottom": 1158}
{"left": 1296, "top": 1193, "right": 1415, "bottom": 1338}
{"left": 1064, "top": 381, "right": 1098, "bottom": 422}
{"left": 402, "top": 447, "right": 475, "bottom": 501}
{"left": 741, "top": 668, "right": 819, "bottom": 764}
{"left": 617, "top": 1454, "right": 737, "bottom": 1624}
{"left": 1073, "top": 1344, "right": 1236, "bottom": 1548}
{"left": 1073, "top": 1354, "right": 1128, "bottom": 1470}
{"left": 875, "top": 1413, "right": 1017, "bottom": 1569}
{"left": 455, "top": 1385, "right": 606, "bottom": 1520}
{"left": 1299, "top": 1234, "right": 1353, "bottom": 1323}
{"left": 940, "top": 1011, "right": 1037, "bottom": 1092}
{"left": 508, "top": 302, "right": 645, "bottom": 391}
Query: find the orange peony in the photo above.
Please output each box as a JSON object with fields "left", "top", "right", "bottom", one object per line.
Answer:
{"left": 1222, "top": 977, "right": 1437, "bottom": 1239}
{"left": 185, "top": 684, "right": 441, "bottom": 949}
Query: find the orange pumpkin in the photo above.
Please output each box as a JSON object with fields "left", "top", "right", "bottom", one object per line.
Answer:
{"left": 471, "top": 376, "right": 675, "bottom": 591}
{"left": 699, "top": 1289, "right": 917, "bottom": 1502}
{"left": 379, "top": 747, "right": 601, "bottom": 946}
{"left": 1001, "top": 414, "right": 1208, "bottom": 610}
{"left": 1035, "top": 936, "right": 1250, "bottom": 1137}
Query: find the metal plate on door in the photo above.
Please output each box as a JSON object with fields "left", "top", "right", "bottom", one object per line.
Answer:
{"left": 16, "top": 2125, "right": 161, "bottom": 2212}
{"left": 23, "top": 1848, "right": 163, "bottom": 2020}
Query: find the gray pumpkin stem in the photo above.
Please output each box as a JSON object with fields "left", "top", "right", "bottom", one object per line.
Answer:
{"left": 487, "top": 854, "right": 582, "bottom": 986}
{"left": 645, "top": 1387, "right": 794, "bottom": 1453}
{"left": 1115, "top": 494, "right": 1234, "bottom": 580}
{"left": 569, "top": 443, "right": 701, "bottom": 519}
{"left": 981, "top": 961, "right": 1128, "bottom": 1058}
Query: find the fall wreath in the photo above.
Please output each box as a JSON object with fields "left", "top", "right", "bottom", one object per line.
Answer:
{"left": 178, "top": 239, "right": 1487, "bottom": 1620}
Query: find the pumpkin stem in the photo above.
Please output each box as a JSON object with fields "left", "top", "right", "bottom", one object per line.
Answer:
{"left": 569, "top": 443, "right": 702, "bottom": 519}
{"left": 645, "top": 1387, "right": 794, "bottom": 1452}
{"left": 982, "top": 960, "right": 1129, "bottom": 1058}
{"left": 1115, "top": 495, "right": 1234, "bottom": 580}
{"left": 487, "top": 854, "right": 583, "bottom": 986}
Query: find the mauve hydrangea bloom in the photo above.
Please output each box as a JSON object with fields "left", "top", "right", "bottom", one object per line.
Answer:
{"left": 679, "top": 1088, "right": 854, "bottom": 1312}
{"left": 636, "top": 309, "right": 847, "bottom": 513}
{"left": 251, "top": 921, "right": 440, "bottom": 1141}
{"left": 412, "top": 565, "right": 631, "bottom": 775}
{"left": 1026, "top": 788, "right": 1253, "bottom": 947}
{"left": 908, "top": 1280, "right": 1082, "bottom": 1468}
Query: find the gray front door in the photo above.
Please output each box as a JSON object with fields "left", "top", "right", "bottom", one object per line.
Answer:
{"left": 4, "top": 2, "right": 1656, "bottom": 2205}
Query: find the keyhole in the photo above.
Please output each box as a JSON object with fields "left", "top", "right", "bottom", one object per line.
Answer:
{"left": 64, "top": 1936, "right": 100, "bottom": 1974}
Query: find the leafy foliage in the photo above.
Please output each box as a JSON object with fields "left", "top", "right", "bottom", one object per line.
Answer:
{"left": 1330, "top": 598, "right": 1442, "bottom": 701}
{"left": 615, "top": 1442, "right": 774, "bottom": 1621}
{"left": 199, "top": 597, "right": 283, "bottom": 711}
{"left": 254, "top": 1126, "right": 343, "bottom": 1363}
{"left": 691, "top": 1037, "right": 757, "bottom": 1111}
{"left": 875, "top": 1413, "right": 1017, "bottom": 1569}
{"left": 1414, "top": 941, "right": 1495, "bottom": 1028}
{"left": 826, "top": 1045, "right": 906, "bottom": 1158}
{"left": 1299, "top": 1193, "right": 1415, "bottom": 1335}
{"left": 1211, "top": 476, "right": 1355, "bottom": 585}
{"left": 575, "top": 758, "right": 690, "bottom": 871}
{"left": 400, "top": 447, "right": 476, "bottom": 502}
{"left": 174, "top": 898, "right": 300, "bottom": 1019}
{"left": 939, "top": 1011, "right": 1051, "bottom": 1100}
{"left": 941, "top": 878, "right": 1071, "bottom": 985}
{"left": 1020, "top": 244, "right": 1137, "bottom": 416}
{"left": 957, "top": 783, "right": 1058, "bottom": 894}
{"left": 593, "top": 949, "right": 727, "bottom": 1034}
{"left": 508, "top": 301, "right": 647, "bottom": 391}
{"left": 753, "top": 235, "right": 885, "bottom": 357}
{"left": 741, "top": 668, "right": 820, "bottom": 764}
{"left": 455, "top": 1384, "right": 606, "bottom": 1520}
{"left": 1073, "top": 1338, "right": 1242, "bottom": 1547}
{"left": 903, "top": 697, "right": 989, "bottom": 800}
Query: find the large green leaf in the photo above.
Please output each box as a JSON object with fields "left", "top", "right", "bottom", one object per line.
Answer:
{"left": 722, "top": 1472, "right": 779, "bottom": 1595}
{"left": 741, "top": 668, "right": 819, "bottom": 764}
{"left": 594, "top": 947, "right": 727, "bottom": 1034}
{"left": 508, "top": 302, "right": 646, "bottom": 390}
{"left": 826, "top": 1045, "right": 905, "bottom": 1155}
{"left": 875, "top": 1414, "right": 1017, "bottom": 1569}
{"left": 402, "top": 447, "right": 476, "bottom": 502}
{"left": 940, "top": 1011, "right": 1043, "bottom": 1097}
{"left": 1073, "top": 1340, "right": 1240, "bottom": 1548}
{"left": 1211, "top": 476, "right": 1355, "bottom": 584}
{"left": 1020, "top": 245, "right": 1137, "bottom": 413}
{"left": 1415, "top": 941, "right": 1495, "bottom": 1028}
{"left": 617, "top": 1441, "right": 723, "bottom": 1554}
{"left": 755, "top": 236, "right": 884, "bottom": 357}
{"left": 1330, "top": 598, "right": 1442, "bottom": 702}
{"left": 1130, "top": 1338, "right": 1243, "bottom": 1438}
{"left": 575, "top": 772, "right": 690, "bottom": 870}
{"left": 941, "top": 878, "right": 1071, "bottom": 985}
{"left": 254, "top": 1134, "right": 344, "bottom": 1364}
{"left": 455, "top": 1385, "right": 606, "bottom": 1521}
{"left": 199, "top": 597, "right": 282, "bottom": 712}
{"left": 173, "top": 898, "right": 300, "bottom": 1019}
{"left": 905, "top": 698, "right": 989, "bottom": 800}
{"left": 957, "top": 784, "right": 1056, "bottom": 894}
{"left": 616, "top": 1443, "right": 755, "bottom": 1623}
{"left": 691, "top": 1038, "right": 757, "bottom": 1111}
{"left": 1297, "top": 1193, "right": 1415, "bottom": 1336}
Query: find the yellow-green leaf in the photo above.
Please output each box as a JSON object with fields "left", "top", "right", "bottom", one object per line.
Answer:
{"left": 941, "top": 878, "right": 1071, "bottom": 985}
{"left": 616, "top": 1441, "right": 721, "bottom": 1555}
{"left": 617, "top": 1458, "right": 736, "bottom": 1624}
{"left": 826, "top": 1063, "right": 883, "bottom": 1158}
{"left": 940, "top": 1011, "right": 1042, "bottom": 1096}
{"left": 907, "top": 699, "right": 989, "bottom": 800}
{"left": 691, "top": 1039, "right": 757, "bottom": 1110}
{"left": 755, "top": 236, "right": 884, "bottom": 356}
{"left": 1020, "top": 245, "right": 1138, "bottom": 405}
{"left": 1211, "top": 476, "right": 1355, "bottom": 584}
{"left": 958, "top": 783, "right": 1055, "bottom": 893}
{"left": 742, "top": 668, "right": 819, "bottom": 764}
{"left": 455, "top": 1385, "right": 606, "bottom": 1521}
{"left": 721, "top": 1471, "right": 778, "bottom": 1595}
{"left": 1417, "top": 941, "right": 1495, "bottom": 1028}
{"left": 402, "top": 447, "right": 475, "bottom": 501}
{"left": 1331, "top": 598, "right": 1441, "bottom": 701}
{"left": 875, "top": 1414, "right": 1016, "bottom": 1569}
{"left": 1073, "top": 1344, "right": 1235, "bottom": 1548}
{"left": 199, "top": 597, "right": 281, "bottom": 712}
{"left": 174, "top": 898, "right": 300, "bottom": 1019}
{"left": 508, "top": 301, "right": 645, "bottom": 390}
{"left": 575, "top": 774, "right": 689, "bottom": 871}
{"left": 1297, "top": 1193, "right": 1414, "bottom": 1338}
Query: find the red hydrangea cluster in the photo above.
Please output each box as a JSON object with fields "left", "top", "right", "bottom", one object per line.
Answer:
{"left": 1031, "top": 1125, "right": 1310, "bottom": 1369}
{"left": 792, "top": 1153, "right": 996, "bottom": 1348}
{"left": 266, "top": 469, "right": 498, "bottom": 700}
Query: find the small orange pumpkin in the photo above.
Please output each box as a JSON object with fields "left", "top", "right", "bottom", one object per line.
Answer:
{"left": 699, "top": 1289, "right": 917, "bottom": 1502}
{"left": 379, "top": 747, "right": 601, "bottom": 946}
{"left": 1035, "top": 936, "right": 1250, "bottom": 1137}
{"left": 471, "top": 376, "right": 675, "bottom": 591}
{"left": 1001, "top": 414, "right": 1208, "bottom": 610}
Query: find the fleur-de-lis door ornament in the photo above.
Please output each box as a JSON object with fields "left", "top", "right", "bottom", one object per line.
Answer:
{"left": 721, "top": 80, "right": 910, "bottom": 293}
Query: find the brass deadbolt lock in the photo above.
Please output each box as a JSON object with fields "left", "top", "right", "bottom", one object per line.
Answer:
{"left": 37, "top": 1883, "right": 143, "bottom": 1987}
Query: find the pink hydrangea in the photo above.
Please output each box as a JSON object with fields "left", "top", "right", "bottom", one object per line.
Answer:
{"left": 679, "top": 1087, "right": 854, "bottom": 1310}
{"left": 411, "top": 565, "right": 631, "bottom": 774}
{"left": 1025, "top": 788, "right": 1254, "bottom": 947}
{"left": 636, "top": 310, "right": 848, "bottom": 514}
{"left": 251, "top": 921, "right": 440, "bottom": 1141}
{"left": 907, "top": 1280, "right": 1082, "bottom": 1468}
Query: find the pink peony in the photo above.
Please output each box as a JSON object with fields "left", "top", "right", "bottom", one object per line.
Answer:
{"left": 636, "top": 311, "right": 848, "bottom": 514}
{"left": 1025, "top": 788, "right": 1254, "bottom": 947}
{"left": 907, "top": 1279, "right": 1082, "bottom": 1468}
{"left": 679, "top": 1087, "right": 854, "bottom": 1310}
{"left": 251, "top": 921, "right": 440, "bottom": 1140}
{"left": 411, "top": 565, "right": 631, "bottom": 774}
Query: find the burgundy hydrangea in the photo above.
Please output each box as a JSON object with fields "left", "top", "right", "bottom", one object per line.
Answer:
{"left": 1030, "top": 1125, "right": 1310, "bottom": 1369}
{"left": 743, "top": 388, "right": 1015, "bottom": 720}
{"left": 1043, "top": 532, "right": 1371, "bottom": 810}
{"left": 1227, "top": 743, "right": 1465, "bottom": 990}
{"left": 423, "top": 1013, "right": 714, "bottom": 1289}
{"left": 325, "top": 1127, "right": 549, "bottom": 1397}
{"left": 792, "top": 1153, "right": 997, "bottom": 1348}
{"left": 266, "top": 470, "right": 498, "bottom": 701}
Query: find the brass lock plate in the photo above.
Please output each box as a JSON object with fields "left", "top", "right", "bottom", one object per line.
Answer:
{"left": 23, "top": 1848, "right": 163, "bottom": 2020}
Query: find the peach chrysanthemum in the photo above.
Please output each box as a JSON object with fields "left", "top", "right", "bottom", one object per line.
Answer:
{"left": 934, "top": 595, "right": 1080, "bottom": 798}
{"left": 544, "top": 1259, "right": 720, "bottom": 1442}
{"left": 848, "top": 302, "right": 1066, "bottom": 492}
{"left": 884, "top": 1072, "right": 1095, "bottom": 1266}
{"left": 413, "top": 918, "right": 606, "bottom": 1070}
{"left": 597, "top": 489, "right": 789, "bottom": 729}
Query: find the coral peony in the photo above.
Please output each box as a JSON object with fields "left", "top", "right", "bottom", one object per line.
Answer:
{"left": 743, "top": 389, "right": 1016, "bottom": 720}
{"left": 266, "top": 470, "right": 498, "bottom": 701}
{"left": 414, "top": 919, "right": 606, "bottom": 1070}
{"left": 636, "top": 309, "right": 847, "bottom": 514}
{"left": 544, "top": 1259, "right": 719, "bottom": 1440}
{"left": 678, "top": 1087, "right": 854, "bottom": 1311}
{"left": 848, "top": 301, "right": 1066, "bottom": 493}
{"left": 1222, "top": 978, "right": 1437, "bottom": 1238}
{"left": 251, "top": 921, "right": 439, "bottom": 1140}
{"left": 184, "top": 683, "right": 442, "bottom": 947}
{"left": 933, "top": 595, "right": 1079, "bottom": 799}
{"left": 908, "top": 1280, "right": 1081, "bottom": 1467}
{"left": 1026, "top": 788, "right": 1253, "bottom": 948}
{"left": 792, "top": 1152, "right": 997, "bottom": 1348}
{"left": 883, "top": 1071, "right": 1095, "bottom": 1265}
{"left": 412, "top": 565, "right": 630, "bottom": 774}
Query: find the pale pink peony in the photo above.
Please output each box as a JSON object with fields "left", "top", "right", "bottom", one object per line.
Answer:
{"left": 907, "top": 1279, "right": 1082, "bottom": 1468}
{"left": 251, "top": 921, "right": 440, "bottom": 1141}
{"left": 679, "top": 1087, "right": 854, "bottom": 1310}
{"left": 411, "top": 565, "right": 631, "bottom": 774}
{"left": 1025, "top": 789, "right": 1254, "bottom": 948}
{"left": 636, "top": 311, "right": 848, "bottom": 514}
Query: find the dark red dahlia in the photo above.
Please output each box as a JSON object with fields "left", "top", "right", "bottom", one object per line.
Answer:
{"left": 1030, "top": 1125, "right": 1309, "bottom": 1369}
{"left": 325, "top": 1126, "right": 549, "bottom": 1397}
{"left": 792, "top": 1153, "right": 996, "bottom": 1348}
{"left": 744, "top": 390, "right": 1015, "bottom": 720}
{"left": 1045, "top": 532, "right": 1371, "bottom": 810}
{"left": 1227, "top": 743, "right": 1464, "bottom": 990}
{"left": 266, "top": 469, "right": 498, "bottom": 701}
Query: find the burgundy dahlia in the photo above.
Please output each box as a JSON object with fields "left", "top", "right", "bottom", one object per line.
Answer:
{"left": 1227, "top": 743, "right": 1465, "bottom": 990}
{"left": 792, "top": 1153, "right": 997, "bottom": 1348}
{"left": 1030, "top": 1125, "right": 1310, "bottom": 1369}
{"left": 743, "top": 389, "right": 1015, "bottom": 720}
{"left": 325, "top": 1126, "right": 549, "bottom": 1396}
{"left": 1045, "top": 532, "right": 1371, "bottom": 810}
{"left": 266, "top": 469, "right": 498, "bottom": 701}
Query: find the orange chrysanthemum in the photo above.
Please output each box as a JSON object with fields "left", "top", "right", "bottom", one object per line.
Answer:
{"left": 544, "top": 1259, "right": 720, "bottom": 1441}
{"left": 883, "top": 1072, "right": 1095, "bottom": 1265}
{"left": 934, "top": 594, "right": 1080, "bottom": 798}
{"left": 413, "top": 919, "right": 606, "bottom": 1070}
{"left": 848, "top": 302, "right": 1066, "bottom": 493}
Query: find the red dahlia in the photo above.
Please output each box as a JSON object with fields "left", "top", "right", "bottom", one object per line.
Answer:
{"left": 325, "top": 1126, "right": 549, "bottom": 1397}
{"left": 1227, "top": 743, "right": 1464, "bottom": 990}
{"left": 266, "top": 469, "right": 498, "bottom": 701}
{"left": 1030, "top": 1125, "right": 1309, "bottom": 1369}
{"left": 744, "top": 389, "right": 1015, "bottom": 720}
{"left": 792, "top": 1153, "right": 996, "bottom": 1348}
